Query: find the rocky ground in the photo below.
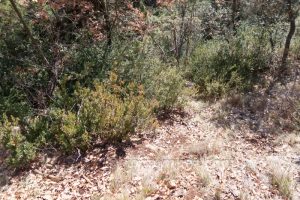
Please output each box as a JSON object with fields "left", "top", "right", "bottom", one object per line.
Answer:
{"left": 1, "top": 95, "right": 299, "bottom": 200}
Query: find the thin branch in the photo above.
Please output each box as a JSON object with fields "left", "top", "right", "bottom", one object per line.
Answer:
{"left": 9, "top": 0, "right": 50, "bottom": 67}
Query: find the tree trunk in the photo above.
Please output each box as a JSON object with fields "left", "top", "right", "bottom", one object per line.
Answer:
{"left": 265, "top": 0, "right": 297, "bottom": 95}
{"left": 281, "top": 0, "right": 296, "bottom": 73}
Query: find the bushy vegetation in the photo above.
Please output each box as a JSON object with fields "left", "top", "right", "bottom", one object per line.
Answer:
{"left": 189, "top": 25, "right": 272, "bottom": 99}
{"left": 0, "top": 73, "right": 158, "bottom": 165}
{"left": 0, "top": 0, "right": 299, "bottom": 168}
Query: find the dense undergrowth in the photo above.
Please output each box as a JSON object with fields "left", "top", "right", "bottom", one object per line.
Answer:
{"left": 0, "top": 0, "right": 299, "bottom": 168}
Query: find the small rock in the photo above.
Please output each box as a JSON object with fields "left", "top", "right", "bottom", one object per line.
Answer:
{"left": 47, "top": 175, "right": 62, "bottom": 182}
{"left": 229, "top": 187, "right": 239, "bottom": 197}
{"left": 42, "top": 195, "right": 53, "bottom": 200}
{"left": 261, "top": 185, "right": 268, "bottom": 190}
{"left": 101, "top": 166, "right": 109, "bottom": 171}
{"left": 167, "top": 180, "right": 177, "bottom": 189}
{"left": 145, "top": 144, "right": 161, "bottom": 152}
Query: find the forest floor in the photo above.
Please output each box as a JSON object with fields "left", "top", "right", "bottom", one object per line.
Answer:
{"left": 1, "top": 85, "right": 300, "bottom": 200}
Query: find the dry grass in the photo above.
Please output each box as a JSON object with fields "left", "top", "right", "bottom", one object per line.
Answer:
{"left": 222, "top": 94, "right": 244, "bottom": 109}
{"left": 109, "top": 165, "right": 132, "bottom": 193}
{"left": 275, "top": 133, "right": 300, "bottom": 147}
{"left": 107, "top": 158, "right": 160, "bottom": 199}
{"left": 97, "top": 192, "right": 131, "bottom": 200}
{"left": 193, "top": 164, "right": 211, "bottom": 187}
{"left": 269, "top": 163, "right": 294, "bottom": 199}
{"left": 239, "top": 189, "right": 250, "bottom": 200}
{"left": 186, "top": 139, "right": 222, "bottom": 158}
{"left": 139, "top": 180, "right": 156, "bottom": 197}
{"left": 157, "top": 160, "right": 180, "bottom": 182}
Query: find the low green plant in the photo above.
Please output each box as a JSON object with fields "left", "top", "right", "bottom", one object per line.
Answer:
{"left": 111, "top": 40, "right": 185, "bottom": 110}
{"left": 78, "top": 72, "right": 158, "bottom": 143}
{"left": 0, "top": 72, "right": 158, "bottom": 166}
{"left": 50, "top": 109, "right": 90, "bottom": 153}
{"left": 144, "top": 66, "right": 185, "bottom": 109}
{"left": 0, "top": 115, "right": 37, "bottom": 167}
{"left": 189, "top": 25, "right": 271, "bottom": 99}
{"left": 47, "top": 72, "right": 158, "bottom": 153}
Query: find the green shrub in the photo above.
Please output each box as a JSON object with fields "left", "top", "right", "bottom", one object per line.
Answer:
{"left": 50, "top": 109, "right": 90, "bottom": 153}
{"left": 189, "top": 25, "right": 271, "bottom": 99}
{"left": 0, "top": 88, "right": 31, "bottom": 121}
{"left": 78, "top": 73, "right": 158, "bottom": 143}
{"left": 0, "top": 3, "right": 34, "bottom": 120}
{"left": 144, "top": 66, "right": 185, "bottom": 109}
{"left": 0, "top": 73, "right": 158, "bottom": 165}
{"left": 0, "top": 115, "right": 37, "bottom": 167}
{"left": 111, "top": 39, "right": 185, "bottom": 109}
{"left": 47, "top": 72, "right": 158, "bottom": 153}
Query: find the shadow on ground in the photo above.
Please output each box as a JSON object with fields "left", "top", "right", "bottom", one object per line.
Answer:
{"left": 0, "top": 108, "right": 186, "bottom": 189}
{"left": 210, "top": 77, "right": 300, "bottom": 137}
{"left": 0, "top": 137, "right": 145, "bottom": 188}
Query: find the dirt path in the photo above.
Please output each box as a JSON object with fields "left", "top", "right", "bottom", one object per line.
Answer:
{"left": 1, "top": 99, "right": 299, "bottom": 200}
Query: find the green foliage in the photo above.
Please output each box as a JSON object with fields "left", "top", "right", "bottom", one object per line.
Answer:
{"left": 50, "top": 109, "right": 89, "bottom": 153}
{"left": 0, "top": 73, "right": 158, "bottom": 164}
{"left": 47, "top": 73, "right": 158, "bottom": 153}
{"left": 64, "top": 43, "right": 110, "bottom": 86}
{"left": 78, "top": 73, "right": 158, "bottom": 142}
{"left": 144, "top": 66, "right": 185, "bottom": 109}
{"left": 2, "top": 0, "right": 298, "bottom": 169}
{"left": 189, "top": 25, "right": 271, "bottom": 99}
{"left": 0, "top": 88, "right": 31, "bottom": 120}
{"left": 111, "top": 39, "right": 185, "bottom": 109}
{"left": 0, "top": 116, "right": 36, "bottom": 167}
{"left": 0, "top": 4, "right": 33, "bottom": 119}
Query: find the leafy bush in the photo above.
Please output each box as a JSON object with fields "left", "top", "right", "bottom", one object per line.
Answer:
{"left": 189, "top": 25, "right": 271, "bottom": 99}
{"left": 49, "top": 75, "right": 158, "bottom": 153}
{"left": 0, "top": 3, "right": 35, "bottom": 120}
{"left": 77, "top": 73, "right": 158, "bottom": 143}
{"left": 50, "top": 109, "right": 89, "bottom": 153}
{"left": 111, "top": 40, "right": 185, "bottom": 110}
{"left": 0, "top": 73, "right": 158, "bottom": 165}
{"left": 0, "top": 116, "right": 36, "bottom": 167}
{"left": 144, "top": 66, "right": 185, "bottom": 109}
